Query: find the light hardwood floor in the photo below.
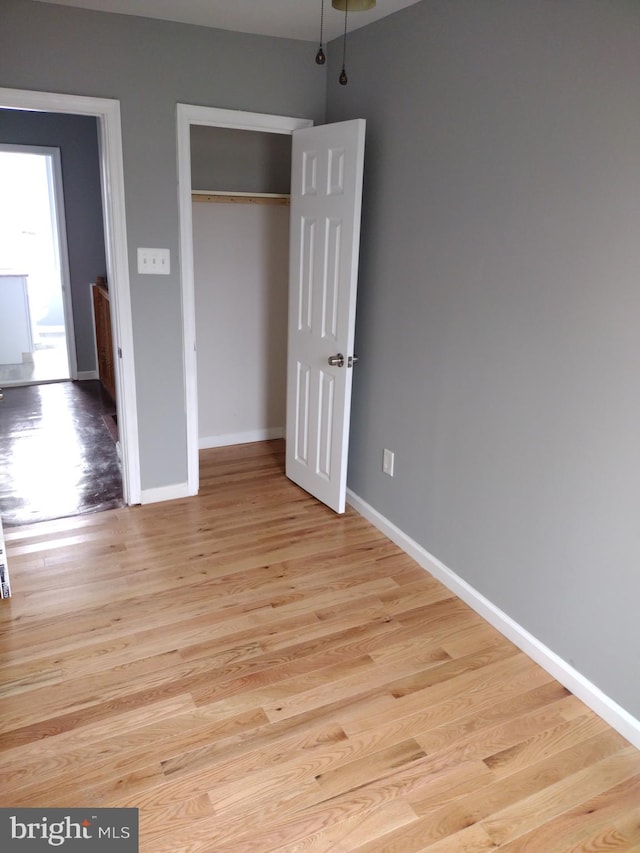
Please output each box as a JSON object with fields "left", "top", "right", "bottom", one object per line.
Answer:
{"left": 1, "top": 440, "right": 639, "bottom": 852}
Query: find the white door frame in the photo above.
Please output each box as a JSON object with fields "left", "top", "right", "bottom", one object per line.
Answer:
{"left": 0, "top": 143, "right": 78, "bottom": 380}
{"left": 176, "top": 104, "right": 313, "bottom": 495}
{"left": 0, "top": 87, "right": 141, "bottom": 506}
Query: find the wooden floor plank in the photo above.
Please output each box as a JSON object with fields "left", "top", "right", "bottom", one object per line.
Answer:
{"left": 1, "top": 440, "right": 639, "bottom": 852}
{"left": 495, "top": 772, "right": 640, "bottom": 851}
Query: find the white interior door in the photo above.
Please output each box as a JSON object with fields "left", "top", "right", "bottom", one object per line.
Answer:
{"left": 286, "top": 118, "right": 366, "bottom": 513}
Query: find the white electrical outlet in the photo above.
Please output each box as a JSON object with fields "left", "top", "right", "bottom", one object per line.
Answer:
{"left": 137, "top": 247, "right": 170, "bottom": 275}
{"left": 383, "top": 448, "right": 395, "bottom": 477}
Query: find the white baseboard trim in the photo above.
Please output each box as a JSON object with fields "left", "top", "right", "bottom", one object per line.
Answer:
{"left": 199, "top": 427, "right": 284, "bottom": 450}
{"left": 347, "top": 488, "right": 640, "bottom": 750}
{"left": 141, "top": 482, "right": 190, "bottom": 505}
{"left": 77, "top": 370, "right": 99, "bottom": 381}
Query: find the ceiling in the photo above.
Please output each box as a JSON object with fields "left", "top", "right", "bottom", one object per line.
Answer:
{"left": 34, "top": 0, "right": 423, "bottom": 42}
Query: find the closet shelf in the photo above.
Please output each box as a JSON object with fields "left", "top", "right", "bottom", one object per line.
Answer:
{"left": 192, "top": 190, "right": 290, "bottom": 206}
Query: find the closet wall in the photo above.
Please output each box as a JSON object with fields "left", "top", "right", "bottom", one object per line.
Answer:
{"left": 191, "top": 126, "right": 292, "bottom": 448}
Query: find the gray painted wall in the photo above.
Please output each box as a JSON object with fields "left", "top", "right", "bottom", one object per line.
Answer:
{"left": 0, "top": 0, "right": 325, "bottom": 490}
{"left": 190, "top": 126, "right": 291, "bottom": 194}
{"left": 327, "top": 0, "right": 640, "bottom": 717}
{"left": 0, "top": 109, "right": 106, "bottom": 374}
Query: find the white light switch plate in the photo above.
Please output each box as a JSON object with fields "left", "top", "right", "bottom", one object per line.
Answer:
{"left": 137, "top": 248, "right": 170, "bottom": 275}
{"left": 383, "top": 448, "right": 395, "bottom": 477}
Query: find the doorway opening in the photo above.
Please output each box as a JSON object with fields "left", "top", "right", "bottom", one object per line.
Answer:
{"left": 176, "top": 105, "right": 312, "bottom": 497}
{"left": 0, "top": 146, "right": 75, "bottom": 386}
{"left": 0, "top": 86, "right": 141, "bottom": 510}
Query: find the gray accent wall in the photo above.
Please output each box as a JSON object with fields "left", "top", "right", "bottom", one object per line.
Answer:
{"left": 327, "top": 0, "right": 640, "bottom": 717}
{"left": 0, "top": 0, "right": 325, "bottom": 490}
{"left": 0, "top": 109, "right": 106, "bottom": 374}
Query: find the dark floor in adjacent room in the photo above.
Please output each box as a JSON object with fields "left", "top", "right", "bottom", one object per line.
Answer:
{"left": 0, "top": 380, "right": 124, "bottom": 526}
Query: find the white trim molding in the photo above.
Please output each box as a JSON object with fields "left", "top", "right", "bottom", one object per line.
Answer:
{"left": 77, "top": 371, "right": 99, "bottom": 381}
{"left": 199, "top": 427, "right": 284, "bottom": 450}
{"left": 347, "top": 488, "right": 640, "bottom": 751}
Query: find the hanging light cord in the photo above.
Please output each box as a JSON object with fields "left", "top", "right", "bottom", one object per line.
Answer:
{"left": 339, "top": 2, "right": 349, "bottom": 84}
{"left": 316, "top": 0, "right": 326, "bottom": 64}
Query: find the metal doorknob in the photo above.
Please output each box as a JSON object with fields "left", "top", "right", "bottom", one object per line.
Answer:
{"left": 328, "top": 353, "right": 345, "bottom": 367}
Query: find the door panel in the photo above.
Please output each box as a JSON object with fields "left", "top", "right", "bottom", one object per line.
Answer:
{"left": 286, "top": 119, "right": 366, "bottom": 513}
